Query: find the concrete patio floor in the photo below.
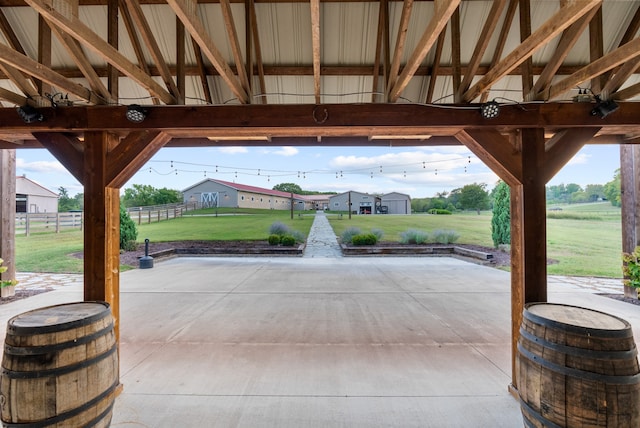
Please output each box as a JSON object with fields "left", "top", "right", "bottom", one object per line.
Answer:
{"left": 2, "top": 256, "right": 640, "bottom": 427}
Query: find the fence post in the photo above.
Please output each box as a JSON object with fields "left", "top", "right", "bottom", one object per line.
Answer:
{"left": 56, "top": 212, "right": 60, "bottom": 233}
{"left": 25, "top": 213, "right": 30, "bottom": 236}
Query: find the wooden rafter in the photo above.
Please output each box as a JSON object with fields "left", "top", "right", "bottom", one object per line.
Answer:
{"left": 32, "top": 132, "right": 84, "bottom": 182}
{"left": 546, "top": 37, "right": 640, "bottom": 100}
{"left": 107, "top": 131, "right": 171, "bottom": 187}
{"left": 0, "top": 9, "right": 39, "bottom": 93}
{"left": 589, "top": 6, "right": 604, "bottom": 94}
{"left": 389, "top": 0, "right": 460, "bottom": 102}
{"left": 463, "top": 0, "right": 602, "bottom": 102}
{"left": 191, "top": 37, "right": 213, "bottom": 103}
{"left": 47, "top": 23, "right": 114, "bottom": 102}
{"left": 123, "top": 0, "right": 182, "bottom": 101}
{"left": 248, "top": 0, "right": 266, "bottom": 104}
{"left": 119, "top": 0, "right": 160, "bottom": 105}
{"left": 371, "top": 0, "right": 385, "bottom": 102}
{"left": 519, "top": 0, "right": 533, "bottom": 97}
{"left": 107, "top": 0, "right": 118, "bottom": 99}
{"left": 425, "top": 26, "right": 445, "bottom": 103}
{"left": 529, "top": 6, "right": 598, "bottom": 100}
{"left": 386, "top": 0, "right": 413, "bottom": 99}
{"left": 450, "top": 7, "right": 461, "bottom": 101}
{"left": 167, "top": 0, "right": 249, "bottom": 103}
{"left": 457, "top": 0, "right": 507, "bottom": 99}
{"left": 0, "top": 43, "right": 104, "bottom": 104}
{"left": 310, "top": 0, "right": 321, "bottom": 104}
{"left": 24, "top": 0, "right": 176, "bottom": 104}
{"left": 220, "top": 0, "right": 250, "bottom": 96}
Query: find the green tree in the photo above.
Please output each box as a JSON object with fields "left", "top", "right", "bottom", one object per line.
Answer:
{"left": 491, "top": 181, "right": 510, "bottom": 248}
{"left": 459, "top": 183, "right": 489, "bottom": 214}
{"left": 603, "top": 169, "right": 621, "bottom": 207}
{"left": 119, "top": 205, "right": 138, "bottom": 250}
{"left": 57, "top": 186, "right": 81, "bottom": 211}
{"left": 121, "top": 184, "right": 181, "bottom": 207}
{"left": 273, "top": 183, "right": 303, "bottom": 194}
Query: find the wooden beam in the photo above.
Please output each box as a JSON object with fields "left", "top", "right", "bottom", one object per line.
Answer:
{"left": 620, "top": 145, "right": 640, "bottom": 299}
{"left": 0, "top": 102, "right": 638, "bottom": 133}
{"left": 455, "top": 129, "right": 522, "bottom": 186}
{"left": 310, "top": 0, "right": 321, "bottom": 104}
{"left": 177, "top": 17, "right": 186, "bottom": 103}
{"left": 518, "top": 0, "right": 533, "bottom": 98}
{"left": 0, "top": 150, "right": 16, "bottom": 297}
{"left": 107, "top": 131, "right": 171, "bottom": 187}
{"left": 37, "top": 13, "right": 52, "bottom": 96}
{"left": 529, "top": 7, "right": 598, "bottom": 99}
{"left": 25, "top": 0, "right": 175, "bottom": 104}
{"left": 425, "top": 25, "right": 446, "bottom": 103}
{"left": 220, "top": 0, "right": 251, "bottom": 96}
{"left": 387, "top": 0, "right": 413, "bottom": 98}
{"left": 248, "top": 0, "right": 266, "bottom": 103}
{"left": 32, "top": 132, "right": 84, "bottom": 182}
{"left": 167, "top": 0, "right": 249, "bottom": 103}
{"left": 541, "top": 127, "right": 600, "bottom": 183}
{"left": 191, "top": 37, "right": 214, "bottom": 103}
{"left": 450, "top": 7, "right": 461, "bottom": 102}
{"left": 464, "top": 0, "right": 602, "bottom": 102}
{"left": 589, "top": 5, "right": 604, "bottom": 94}
{"left": 457, "top": 0, "right": 507, "bottom": 99}
{"left": 547, "top": 37, "right": 640, "bottom": 100}
{"left": 107, "top": 0, "right": 118, "bottom": 100}
{"left": 47, "top": 23, "right": 114, "bottom": 102}
{"left": 124, "top": 0, "right": 181, "bottom": 100}
{"left": 83, "top": 131, "right": 120, "bottom": 341}
{"left": 389, "top": 0, "right": 460, "bottom": 102}
{"left": 0, "top": 43, "right": 102, "bottom": 104}
{"left": 371, "top": 0, "right": 386, "bottom": 102}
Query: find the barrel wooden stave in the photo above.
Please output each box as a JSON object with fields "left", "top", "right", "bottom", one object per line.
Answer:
{"left": 0, "top": 302, "right": 118, "bottom": 427}
{"left": 517, "top": 303, "right": 640, "bottom": 428}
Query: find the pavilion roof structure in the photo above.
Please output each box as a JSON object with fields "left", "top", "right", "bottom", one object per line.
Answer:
{"left": 0, "top": 0, "right": 637, "bottom": 144}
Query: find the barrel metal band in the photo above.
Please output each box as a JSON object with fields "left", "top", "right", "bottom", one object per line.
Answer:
{"left": 519, "top": 327, "right": 638, "bottom": 361}
{"left": 4, "top": 323, "right": 114, "bottom": 356}
{"left": 523, "top": 309, "right": 632, "bottom": 339}
{"left": 517, "top": 343, "right": 640, "bottom": 385}
{"left": 1, "top": 344, "right": 117, "bottom": 380}
{"left": 1, "top": 378, "right": 118, "bottom": 428}
{"left": 7, "top": 303, "right": 110, "bottom": 335}
{"left": 519, "top": 397, "right": 563, "bottom": 428}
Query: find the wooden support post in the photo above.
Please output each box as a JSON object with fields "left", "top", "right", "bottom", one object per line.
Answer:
{"left": 0, "top": 150, "right": 16, "bottom": 297}
{"left": 620, "top": 144, "right": 640, "bottom": 298}
{"left": 83, "top": 131, "right": 120, "bottom": 341}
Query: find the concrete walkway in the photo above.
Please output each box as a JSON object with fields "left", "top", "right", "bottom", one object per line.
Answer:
{"left": 0, "top": 223, "right": 636, "bottom": 427}
{"left": 303, "top": 211, "right": 343, "bottom": 258}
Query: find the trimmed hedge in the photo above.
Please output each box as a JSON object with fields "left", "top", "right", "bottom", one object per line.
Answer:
{"left": 351, "top": 233, "right": 378, "bottom": 246}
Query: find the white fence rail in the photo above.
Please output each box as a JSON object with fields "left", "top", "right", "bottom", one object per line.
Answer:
{"left": 15, "top": 203, "right": 199, "bottom": 235}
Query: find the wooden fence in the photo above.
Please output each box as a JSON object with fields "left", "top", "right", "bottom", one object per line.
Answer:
{"left": 15, "top": 212, "right": 84, "bottom": 236}
{"left": 15, "top": 203, "right": 199, "bottom": 235}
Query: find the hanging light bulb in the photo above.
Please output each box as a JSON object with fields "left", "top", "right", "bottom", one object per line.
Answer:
{"left": 423, "top": 162, "right": 426, "bottom": 169}
{"left": 257, "top": 169, "right": 260, "bottom": 175}
{"left": 435, "top": 169, "right": 438, "bottom": 175}
{"left": 468, "top": 156, "right": 471, "bottom": 164}
{"left": 403, "top": 171, "right": 406, "bottom": 178}
{"left": 216, "top": 165, "right": 218, "bottom": 173}
{"left": 379, "top": 166, "right": 382, "bottom": 173}
{"left": 370, "top": 172, "right": 373, "bottom": 178}
{"left": 170, "top": 160, "right": 173, "bottom": 168}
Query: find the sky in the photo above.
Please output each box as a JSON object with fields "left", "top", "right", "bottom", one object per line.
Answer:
{"left": 14, "top": 143, "right": 621, "bottom": 199}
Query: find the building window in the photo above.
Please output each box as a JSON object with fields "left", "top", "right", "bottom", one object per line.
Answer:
{"left": 241, "top": 196, "right": 245, "bottom": 201}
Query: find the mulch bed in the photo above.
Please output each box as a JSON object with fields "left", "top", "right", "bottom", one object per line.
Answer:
{"left": 0, "top": 288, "right": 54, "bottom": 305}
{"left": 598, "top": 294, "right": 640, "bottom": 306}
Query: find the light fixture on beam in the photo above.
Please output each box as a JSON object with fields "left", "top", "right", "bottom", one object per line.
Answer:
{"left": 369, "top": 134, "right": 432, "bottom": 140}
{"left": 16, "top": 105, "right": 44, "bottom": 123}
{"left": 590, "top": 95, "right": 619, "bottom": 119}
{"left": 206, "top": 136, "right": 271, "bottom": 141}
{"left": 480, "top": 100, "right": 500, "bottom": 119}
{"left": 125, "top": 104, "right": 148, "bottom": 123}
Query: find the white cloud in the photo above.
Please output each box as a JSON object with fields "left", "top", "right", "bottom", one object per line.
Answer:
{"left": 218, "top": 147, "right": 248, "bottom": 154}
{"left": 16, "top": 158, "right": 67, "bottom": 174}
{"left": 567, "top": 153, "right": 590, "bottom": 166}
{"left": 273, "top": 147, "right": 299, "bottom": 156}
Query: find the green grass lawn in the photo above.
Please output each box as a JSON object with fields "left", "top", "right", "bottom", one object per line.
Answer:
{"left": 14, "top": 203, "right": 624, "bottom": 278}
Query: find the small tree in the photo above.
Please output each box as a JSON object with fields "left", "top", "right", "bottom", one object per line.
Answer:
{"left": 460, "top": 183, "right": 490, "bottom": 214}
{"left": 120, "top": 206, "right": 138, "bottom": 251}
{"left": 491, "top": 181, "right": 510, "bottom": 248}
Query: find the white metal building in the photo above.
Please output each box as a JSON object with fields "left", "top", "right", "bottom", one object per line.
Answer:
{"left": 15, "top": 176, "right": 59, "bottom": 213}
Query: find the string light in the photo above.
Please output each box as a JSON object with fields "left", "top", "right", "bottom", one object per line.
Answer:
{"left": 144, "top": 154, "right": 476, "bottom": 182}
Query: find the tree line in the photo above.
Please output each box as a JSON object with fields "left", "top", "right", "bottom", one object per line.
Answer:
{"left": 57, "top": 170, "right": 621, "bottom": 213}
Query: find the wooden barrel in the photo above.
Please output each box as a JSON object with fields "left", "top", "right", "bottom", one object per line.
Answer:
{"left": 0, "top": 301, "right": 118, "bottom": 427}
{"left": 516, "top": 302, "right": 640, "bottom": 427}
